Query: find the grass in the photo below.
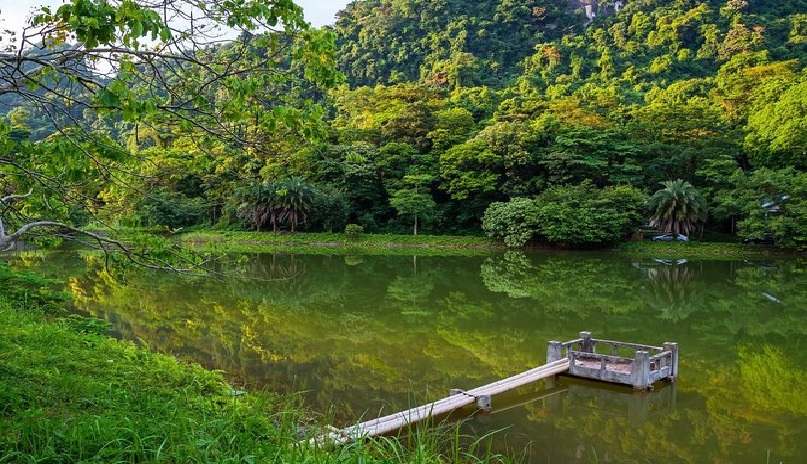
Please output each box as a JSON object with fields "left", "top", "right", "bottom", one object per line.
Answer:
{"left": 180, "top": 230, "right": 498, "bottom": 256}
{"left": 180, "top": 230, "right": 800, "bottom": 259}
{"left": 0, "top": 263, "right": 517, "bottom": 463}
{"left": 81, "top": 224, "right": 802, "bottom": 258}
{"left": 615, "top": 240, "right": 798, "bottom": 259}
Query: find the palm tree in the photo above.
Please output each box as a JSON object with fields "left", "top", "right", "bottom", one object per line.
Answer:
{"left": 236, "top": 182, "right": 281, "bottom": 232}
{"left": 275, "top": 177, "right": 316, "bottom": 232}
{"left": 647, "top": 179, "right": 708, "bottom": 236}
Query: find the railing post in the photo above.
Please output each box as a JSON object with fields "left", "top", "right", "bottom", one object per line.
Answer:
{"left": 578, "top": 331, "right": 594, "bottom": 353}
{"left": 547, "top": 341, "right": 563, "bottom": 363}
{"left": 632, "top": 350, "right": 651, "bottom": 390}
{"left": 663, "top": 342, "right": 679, "bottom": 381}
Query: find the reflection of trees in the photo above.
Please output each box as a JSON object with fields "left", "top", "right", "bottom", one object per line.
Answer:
{"left": 738, "top": 345, "right": 807, "bottom": 416}
{"left": 481, "top": 251, "right": 645, "bottom": 318}
{"left": 642, "top": 261, "right": 704, "bottom": 322}
{"left": 733, "top": 262, "right": 807, "bottom": 333}
{"left": 227, "top": 253, "right": 349, "bottom": 310}
{"left": 480, "top": 251, "right": 534, "bottom": 298}
{"left": 478, "top": 252, "right": 807, "bottom": 365}
{"left": 386, "top": 273, "right": 435, "bottom": 317}
{"left": 692, "top": 259, "right": 807, "bottom": 343}
{"left": 30, "top": 252, "right": 547, "bottom": 417}
{"left": 436, "top": 291, "right": 541, "bottom": 379}
{"left": 249, "top": 253, "right": 305, "bottom": 280}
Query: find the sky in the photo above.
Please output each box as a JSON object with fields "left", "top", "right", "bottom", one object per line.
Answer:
{"left": 0, "top": 0, "right": 351, "bottom": 35}
{"left": 298, "top": 0, "right": 351, "bottom": 27}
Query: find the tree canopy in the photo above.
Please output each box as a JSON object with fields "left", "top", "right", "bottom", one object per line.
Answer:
{"left": 2, "top": 0, "right": 806, "bottom": 249}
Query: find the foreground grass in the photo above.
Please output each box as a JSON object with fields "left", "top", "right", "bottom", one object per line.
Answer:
{"left": 0, "top": 264, "right": 513, "bottom": 463}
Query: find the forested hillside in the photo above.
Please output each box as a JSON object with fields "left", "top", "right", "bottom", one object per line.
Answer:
{"left": 2, "top": 0, "right": 806, "bottom": 249}
{"left": 333, "top": 0, "right": 581, "bottom": 87}
{"left": 321, "top": 0, "right": 807, "bottom": 246}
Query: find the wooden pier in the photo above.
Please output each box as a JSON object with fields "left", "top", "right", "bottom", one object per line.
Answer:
{"left": 311, "top": 331, "right": 678, "bottom": 445}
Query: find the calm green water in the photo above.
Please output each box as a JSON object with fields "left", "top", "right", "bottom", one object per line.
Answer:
{"left": 12, "top": 250, "right": 807, "bottom": 463}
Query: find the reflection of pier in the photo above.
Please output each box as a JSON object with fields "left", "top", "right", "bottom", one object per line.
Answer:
{"left": 544, "top": 377, "right": 678, "bottom": 426}
{"left": 461, "top": 376, "right": 676, "bottom": 429}
{"left": 311, "top": 332, "right": 678, "bottom": 444}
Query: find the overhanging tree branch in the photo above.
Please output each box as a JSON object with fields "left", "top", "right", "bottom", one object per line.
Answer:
{"left": 0, "top": 1, "right": 339, "bottom": 270}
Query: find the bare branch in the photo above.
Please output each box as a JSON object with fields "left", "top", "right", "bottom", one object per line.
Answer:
{"left": 1, "top": 220, "right": 209, "bottom": 275}
{"left": 0, "top": 188, "right": 35, "bottom": 237}
{"left": 1, "top": 188, "right": 34, "bottom": 204}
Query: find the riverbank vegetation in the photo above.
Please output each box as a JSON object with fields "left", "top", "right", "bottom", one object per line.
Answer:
{"left": 0, "top": 262, "right": 514, "bottom": 462}
{"left": 178, "top": 231, "right": 496, "bottom": 257}
{"left": 615, "top": 239, "right": 790, "bottom": 258}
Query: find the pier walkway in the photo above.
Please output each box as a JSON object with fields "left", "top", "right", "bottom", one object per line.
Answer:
{"left": 312, "top": 331, "right": 678, "bottom": 445}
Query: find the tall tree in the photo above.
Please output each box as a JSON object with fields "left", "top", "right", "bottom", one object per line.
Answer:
{"left": 389, "top": 174, "right": 436, "bottom": 235}
{"left": 729, "top": 168, "right": 807, "bottom": 250}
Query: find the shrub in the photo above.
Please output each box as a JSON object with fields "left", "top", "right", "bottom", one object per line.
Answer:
{"left": 309, "top": 186, "right": 350, "bottom": 232}
{"left": 344, "top": 224, "right": 364, "bottom": 240}
{"left": 482, "top": 183, "right": 647, "bottom": 248}
{"left": 481, "top": 198, "right": 539, "bottom": 247}
{"left": 733, "top": 168, "right": 807, "bottom": 250}
{"left": 139, "top": 189, "right": 206, "bottom": 229}
{"left": 534, "top": 183, "right": 647, "bottom": 246}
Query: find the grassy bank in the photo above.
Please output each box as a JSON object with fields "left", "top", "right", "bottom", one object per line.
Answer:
{"left": 0, "top": 264, "right": 511, "bottom": 463}
{"left": 180, "top": 230, "right": 497, "bottom": 255}
{"left": 178, "top": 230, "right": 797, "bottom": 259}
{"left": 614, "top": 240, "right": 798, "bottom": 259}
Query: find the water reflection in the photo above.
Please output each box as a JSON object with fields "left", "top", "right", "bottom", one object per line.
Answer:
{"left": 643, "top": 259, "right": 703, "bottom": 322}
{"left": 469, "top": 377, "right": 678, "bottom": 427}
{"left": 9, "top": 250, "right": 807, "bottom": 463}
{"left": 457, "top": 378, "right": 679, "bottom": 462}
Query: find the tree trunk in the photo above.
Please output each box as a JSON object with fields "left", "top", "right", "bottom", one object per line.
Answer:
{"left": 413, "top": 215, "right": 418, "bottom": 235}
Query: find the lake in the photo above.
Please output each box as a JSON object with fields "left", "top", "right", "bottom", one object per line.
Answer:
{"left": 11, "top": 249, "right": 807, "bottom": 463}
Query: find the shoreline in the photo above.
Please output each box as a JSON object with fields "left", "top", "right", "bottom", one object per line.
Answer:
{"left": 177, "top": 230, "right": 798, "bottom": 258}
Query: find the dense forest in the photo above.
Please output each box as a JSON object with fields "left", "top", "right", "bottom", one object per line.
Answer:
{"left": 2, "top": 0, "right": 806, "bottom": 249}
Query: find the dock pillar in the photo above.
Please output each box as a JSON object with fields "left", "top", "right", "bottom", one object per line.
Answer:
{"left": 578, "top": 331, "right": 594, "bottom": 353}
{"left": 449, "top": 389, "right": 492, "bottom": 411}
{"left": 546, "top": 341, "right": 564, "bottom": 388}
{"left": 663, "top": 342, "right": 679, "bottom": 381}
{"left": 546, "top": 341, "right": 563, "bottom": 363}
{"left": 631, "top": 350, "right": 651, "bottom": 390}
